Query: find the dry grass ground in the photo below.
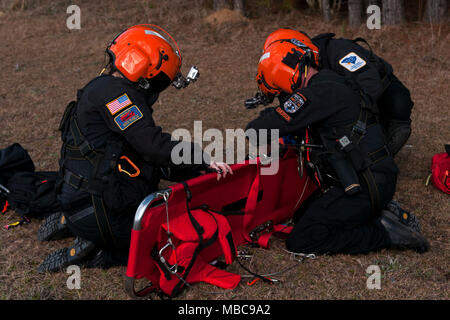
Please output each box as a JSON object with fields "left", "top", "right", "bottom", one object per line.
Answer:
{"left": 0, "top": 0, "right": 448, "bottom": 300}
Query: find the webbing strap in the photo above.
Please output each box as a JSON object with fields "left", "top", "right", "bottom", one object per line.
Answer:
{"left": 91, "top": 194, "right": 115, "bottom": 248}
{"left": 257, "top": 224, "right": 294, "bottom": 249}
{"left": 63, "top": 170, "right": 90, "bottom": 191}
{"left": 62, "top": 107, "right": 115, "bottom": 248}
{"left": 181, "top": 182, "right": 203, "bottom": 242}
{"left": 361, "top": 169, "right": 381, "bottom": 215}
{"left": 69, "top": 117, "right": 102, "bottom": 166}
{"left": 243, "top": 159, "right": 261, "bottom": 243}
{"left": 169, "top": 182, "right": 221, "bottom": 297}
{"left": 368, "top": 146, "right": 390, "bottom": 165}
{"left": 351, "top": 104, "right": 370, "bottom": 145}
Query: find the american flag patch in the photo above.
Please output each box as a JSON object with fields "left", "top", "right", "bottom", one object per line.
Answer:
{"left": 106, "top": 94, "right": 132, "bottom": 115}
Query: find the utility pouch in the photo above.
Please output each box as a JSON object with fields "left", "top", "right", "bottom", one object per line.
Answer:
{"left": 338, "top": 135, "right": 367, "bottom": 172}
{"left": 327, "top": 151, "right": 361, "bottom": 195}
{"left": 321, "top": 134, "right": 361, "bottom": 195}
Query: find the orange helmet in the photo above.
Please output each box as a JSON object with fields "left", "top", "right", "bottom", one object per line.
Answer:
{"left": 107, "top": 24, "right": 182, "bottom": 92}
{"left": 256, "top": 40, "right": 314, "bottom": 97}
{"left": 262, "top": 28, "right": 319, "bottom": 67}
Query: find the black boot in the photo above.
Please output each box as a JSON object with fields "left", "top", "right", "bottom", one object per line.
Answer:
{"left": 379, "top": 210, "right": 429, "bottom": 253}
{"left": 385, "top": 200, "right": 421, "bottom": 233}
{"left": 37, "top": 212, "right": 73, "bottom": 241}
{"left": 38, "top": 237, "right": 97, "bottom": 273}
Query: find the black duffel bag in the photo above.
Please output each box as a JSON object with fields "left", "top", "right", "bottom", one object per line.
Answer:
{"left": 5, "top": 171, "right": 61, "bottom": 218}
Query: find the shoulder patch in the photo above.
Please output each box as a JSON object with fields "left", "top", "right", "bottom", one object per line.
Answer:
{"left": 276, "top": 107, "right": 292, "bottom": 122}
{"left": 339, "top": 52, "right": 366, "bottom": 72}
{"left": 114, "top": 105, "right": 143, "bottom": 131}
{"left": 106, "top": 93, "right": 133, "bottom": 115}
{"left": 284, "top": 93, "right": 307, "bottom": 114}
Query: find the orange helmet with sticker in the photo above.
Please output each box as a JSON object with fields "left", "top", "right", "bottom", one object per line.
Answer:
{"left": 256, "top": 40, "right": 314, "bottom": 97}
{"left": 263, "top": 28, "right": 319, "bottom": 67}
{"left": 106, "top": 24, "right": 182, "bottom": 92}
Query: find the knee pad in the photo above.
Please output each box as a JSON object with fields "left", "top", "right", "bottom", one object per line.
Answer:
{"left": 378, "top": 81, "right": 413, "bottom": 122}
{"left": 386, "top": 120, "right": 412, "bottom": 156}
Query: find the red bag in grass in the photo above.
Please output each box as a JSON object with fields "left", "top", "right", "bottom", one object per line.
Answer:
{"left": 429, "top": 145, "right": 450, "bottom": 195}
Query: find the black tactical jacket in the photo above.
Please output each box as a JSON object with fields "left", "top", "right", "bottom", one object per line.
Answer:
{"left": 246, "top": 70, "right": 399, "bottom": 178}
{"left": 58, "top": 75, "right": 208, "bottom": 210}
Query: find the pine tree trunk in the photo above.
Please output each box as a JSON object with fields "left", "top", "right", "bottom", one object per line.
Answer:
{"left": 364, "top": 0, "right": 381, "bottom": 7}
{"left": 233, "top": 0, "right": 245, "bottom": 15}
{"left": 382, "top": 0, "right": 405, "bottom": 24}
{"left": 423, "top": 0, "right": 447, "bottom": 22}
{"left": 322, "top": 0, "right": 331, "bottom": 23}
{"left": 213, "top": 0, "right": 229, "bottom": 10}
{"left": 348, "top": 0, "right": 362, "bottom": 27}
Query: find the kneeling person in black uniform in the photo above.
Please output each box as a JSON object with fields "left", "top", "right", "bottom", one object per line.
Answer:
{"left": 262, "top": 29, "right": 414, "bottom": 157}
{"left": 37, "top": 25, "right": 232, "bottom": 272}
{"left": 246, "top": 36, "right": 428, "bottom": 255}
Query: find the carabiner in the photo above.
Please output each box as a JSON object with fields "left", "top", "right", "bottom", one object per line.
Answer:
{"left": 159, "top": 239, "right": 178, "bottom": 274}
{"left": 118, "top": 155, "right": 141, "bottom": 178}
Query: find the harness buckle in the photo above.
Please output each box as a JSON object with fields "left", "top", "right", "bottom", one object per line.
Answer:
{"left": 78, "top": 140, "right": 95, "bottom": 158}
{"left": 352, "top": 120, "right": 367, "bottom": 136}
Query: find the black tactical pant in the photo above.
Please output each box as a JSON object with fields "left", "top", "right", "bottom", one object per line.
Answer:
{"left": 286, "top": 172, "right": 396, "bottom": 255}
{"left": 58, "top": 165, "right": 201, "bottom": 266}
{"left": 59, "top": 182, "right": 137, "bottom": 266}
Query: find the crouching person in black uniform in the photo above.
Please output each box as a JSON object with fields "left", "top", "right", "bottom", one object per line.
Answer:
{"left": 37, "top": 25, "right": 232, "bottom": 272}
{"left": 262, "top": 29, "right": 413, "bottom": 156}
{"left": 246, "top": 36, "right": 429, "bottom": 255}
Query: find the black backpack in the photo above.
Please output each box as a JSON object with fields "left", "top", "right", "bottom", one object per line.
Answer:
{"left": 0, "top": 143, "right": 61, "bottom": 219}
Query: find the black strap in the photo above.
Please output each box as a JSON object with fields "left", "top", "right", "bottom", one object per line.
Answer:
{"left": 64, "top": 144, "right": 91, "bottom": 161}
{"left": 169, "top": 182, "right": 221, "bottom": 297}
{"left": 351, "top": 108, "right": 369, "bottom": 145}
{"left": 368, "top": 146, "right": 390, "bottom": 165}
{"left": 151, "top": 246, "right": 172, "bottom": 281}
{"left": 63, "top": 170, "right": 90, "bottom": 191}
{"left": 196, "top": 204, "right": 245, "bottom": 216}
{"left": 181, "top": 181, "right": 204, "bottom": 240}
{"left": 91, "top": 194, "right": 115, "bottom": 248}
{"left": 61, "top": 106, "right": 114, "bottom": 247}
{"left": 361, "top": 169, "right": 381, "bottom": 214}
{"left": 352, "top": 37, "right": 374, "bottom": 56}
{"left": 353, "top": 37, "right": 392, "bottom": 93}
{"left": 68, "top": 116, "right": 103, "bottom": 166}
{"left": 236, "top": 258, "right": 274, "bottom": 284}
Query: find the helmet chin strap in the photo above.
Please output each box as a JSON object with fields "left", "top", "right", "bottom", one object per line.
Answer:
{"left": 287, "top": 47, "right": 313, "bottom": 92}
{"left": 290, "top": 63, "right": 307, "bottom": 92}
{"left": 301, "top": 65, "right": 308, "bottom": 89}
